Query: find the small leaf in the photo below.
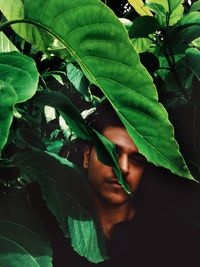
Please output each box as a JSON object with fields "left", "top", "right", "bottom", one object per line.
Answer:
{"left": 128, "top": 0, "right": 153, "bottom": 16}
{"left": 92, "top": 129, "right": 131, "bottom": 193}
{"left": 131, "top": 37, "right": 153, "bottom": 53}
{"left": 67, "top": 63, "right": 90, "bottom": 98}
{"left": 129, "top": 16, "right": 159, "bottom": 38}
{"left": 0, "top": 32, "right": 18, "bottom": 52}
{"left": 190, "top": 0, "right": 200, "bottom": 12}
{"left": 185, "top": 48, "right": 200, "bottom": 81}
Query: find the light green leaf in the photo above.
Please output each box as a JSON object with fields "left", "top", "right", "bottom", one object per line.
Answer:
{"left": 131, "top": 37, "right": 153, "bottom": 53}
{"left": 147, "top": 0, "right": 182, "bottom": 14}
{"left": 21, "top": 0, "right": 193, "bottom": 179}
{"left": 0, "top": 31, "right": 18, "bottom": 52}
{"left": 0, "top": 193, "right": 52, "bottom": 267}
{"left": 146, "top": 0, "right": 184, "bottom": 25}
{"left": 66, "top": 63, "right": 90, "bottom": 98}
{"left": 0, "top": 52, "right": 39, "bottom": 154}
{"left": 0, "top": 0, "right": 55, "bottom": 51}
{"left": 190, "top": 0, "right": 200, "bottom": 12}
{"left": 13, "top": 151, "right": 108, "bottom": 263}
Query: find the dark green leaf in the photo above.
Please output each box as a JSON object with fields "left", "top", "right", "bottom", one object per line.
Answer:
{"left": 92, "top": 129, "right": 131, "bottom": 193}
{"left": 129, "top": 16, "right": 159, "bottom": 38}
{"left": 185, "top": 48, "right": 200, "bottom": 81}
{"left": 0, "top": 191, "right": 52, "bottom": 267}
{"left": 34, "top": 92, "right": 91, "bottom": 141}
{"left": 13, "top": 151, "right": 108, "bottom": 263}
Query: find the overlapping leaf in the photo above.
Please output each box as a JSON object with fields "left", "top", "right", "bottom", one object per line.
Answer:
{"left": 0, "top": 193, "right": 52, "bottom": 267}
{"left": 13, "top": 151, "right": 108, "bottom": 263}
{"left": 0, "top": 52, "right": 39, "bottom": 154}
{"left": 17, "top": 0, "right": 193, "bottom": 179}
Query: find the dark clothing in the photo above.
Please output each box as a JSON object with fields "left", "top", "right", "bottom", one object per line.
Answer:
{"left": 28, "top": 181, "right": 200, "bottom": 267}
{"left": 47, "top": 207, "right": 200, "bottom": 267}
{"left": 109, "top": 210, "right": 200, "bottom": 267}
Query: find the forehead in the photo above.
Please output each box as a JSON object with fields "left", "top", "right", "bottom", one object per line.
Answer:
{"left": 102, "top": 126, "right": 138, "bottom": 153}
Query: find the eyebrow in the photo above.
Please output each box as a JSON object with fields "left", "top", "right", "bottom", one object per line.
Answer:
{"left": 115, "top": 143, "right": 146, "bottom": 157}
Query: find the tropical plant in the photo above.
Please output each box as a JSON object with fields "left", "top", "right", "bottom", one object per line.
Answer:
{"left": 0, "top": 0, "right": 199, "bottom": 265}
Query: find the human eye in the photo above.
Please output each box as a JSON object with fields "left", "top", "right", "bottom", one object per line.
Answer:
{"left": 129, "top": 153, "right": 146, "bottom": 166}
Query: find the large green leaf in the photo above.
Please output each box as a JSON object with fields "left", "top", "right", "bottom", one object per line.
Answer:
{"left": 13, "top": 151, "right": 108, "bottom": 263}
{"left": 17, "top": 0, "right": 194, "bottom": 180}
{"left": 0, "top": 191, "right": 52, "bottom": 267}
{"left": 0, "top": 0, "right": 55, "bottom": 52}
{"left": 0, "top": 52, "right": 39, "bottom": 154}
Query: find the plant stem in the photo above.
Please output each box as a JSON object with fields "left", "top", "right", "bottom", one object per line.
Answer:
{"left": 0, "top": 19, "right": 33, "bottom": 31}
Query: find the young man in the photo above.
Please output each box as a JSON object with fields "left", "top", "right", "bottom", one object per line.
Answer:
{"left": 37, "top": 101, "right": 200, "bottom": 267}
{"left": 81, "top": 101, "right": 200, "bottom": 267}
{"left": 83, "top": 111, "right": 146, "bottom": 239}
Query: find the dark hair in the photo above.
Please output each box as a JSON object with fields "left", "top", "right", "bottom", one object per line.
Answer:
{"left": 85, "top": 100, "right": 124, "bottom": 133}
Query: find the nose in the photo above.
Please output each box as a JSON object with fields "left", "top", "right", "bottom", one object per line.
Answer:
{"left": 118, "top": 154, "right": 129, "bottom": 176}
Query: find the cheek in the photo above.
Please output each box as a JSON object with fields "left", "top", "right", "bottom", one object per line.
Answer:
{"left": 127, "top": 166, "right": 144, "bottom": 191}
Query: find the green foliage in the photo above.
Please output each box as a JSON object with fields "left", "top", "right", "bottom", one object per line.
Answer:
{"left": 0, "top": 191, "right": 52, "bottom": 267}
{"left": 13, "top": 151, "right": 108, "bottom": 263}
{"left": 0, "top": 52, "right": 38, "bottom": 154}
{"left": 0, "top": 0, "right": 199, "bottom": 265}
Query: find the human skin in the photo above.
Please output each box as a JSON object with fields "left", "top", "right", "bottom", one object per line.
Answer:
{"left": 83, "top": 126, "right": 146, "bottom": 207}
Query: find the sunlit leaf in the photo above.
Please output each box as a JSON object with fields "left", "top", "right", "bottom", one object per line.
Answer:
{"left": 128, "top": 0, "right": 153, "bottom": 16}
{"left": 0, "top": 32, "right": 18, "bottom": 52}
{"left": 0, "top": 52, "right": 39, "bottom": 154}
{"left": 20, "top": 0, "right": 194, "bottom": 180}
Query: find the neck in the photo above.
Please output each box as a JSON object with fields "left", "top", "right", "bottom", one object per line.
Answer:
{"left": 93, "top": 198, "right": 135, "bottom": 239}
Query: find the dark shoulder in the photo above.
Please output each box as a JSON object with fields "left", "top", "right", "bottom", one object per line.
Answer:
{"left": 108, "top": 211, "right": 200, "bottom": 267}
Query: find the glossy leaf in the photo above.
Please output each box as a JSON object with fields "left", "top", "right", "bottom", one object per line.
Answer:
{"left": 147, "top": 0, "right": 182, "bottom": 14}
{"left": 146, "top": 0, "right": 184, "bottom": 26}
{"left": 0, "top": 192, "right": 52, "bottom": 267}
{"left": 20, "top": 0, "right": 193, "bottom": 179}
{"left": 0, "top": 0, "right": 55, "bottom": 51}
{"left": 13, "top": 151, "right": 108, "bottom": 263}
{"left": 66, "top": 63, "right": 90, "bottom": 99}
{"left": 0, "top": 52, "right": 39, "bottom": 153}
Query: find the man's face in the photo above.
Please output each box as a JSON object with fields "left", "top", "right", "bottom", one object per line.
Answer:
{"left": 83, "top": 126, "right": 145, "bottom": 207}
